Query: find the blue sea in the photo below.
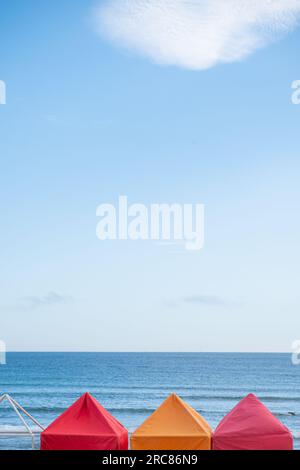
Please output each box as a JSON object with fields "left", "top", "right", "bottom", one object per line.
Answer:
{"left": 0, "top": 353, "right": 299, "bottom": 450}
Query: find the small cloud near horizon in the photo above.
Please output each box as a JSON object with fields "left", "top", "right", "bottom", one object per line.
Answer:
{"left": 164, "top": 294, "right": 230, "bottom": 308}
{"left": 18, "top": 292, "right": 73, "bottom": 310}
{"left": 94, "top": 0, "right": 300, "bottom": 70}
{"left": 183, "top": 295, "right": 227, "bottom": 306}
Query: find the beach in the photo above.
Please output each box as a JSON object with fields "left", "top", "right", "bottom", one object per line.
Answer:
{"left": 0, "top": 353, "right": 299, "bottom": 450}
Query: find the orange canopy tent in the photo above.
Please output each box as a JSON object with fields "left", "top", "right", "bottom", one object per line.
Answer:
{"left": 40, "top": 393, "right": 128, "bottom": 450}
{"left": 131, "top": 394, "right": 212, "bottom": 450}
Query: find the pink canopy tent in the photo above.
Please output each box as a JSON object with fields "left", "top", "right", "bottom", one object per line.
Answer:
{"left": 213, "top": 393, "right": 293, "bottom": 450}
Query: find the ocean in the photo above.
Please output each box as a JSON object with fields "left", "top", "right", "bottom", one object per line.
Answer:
{"left": 0, "top": 353, "right": 299, "bottom": 450}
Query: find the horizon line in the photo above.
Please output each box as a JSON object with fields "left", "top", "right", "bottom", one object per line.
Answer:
{"left": 4, "top": 351, "right": 292, "bottom": 354}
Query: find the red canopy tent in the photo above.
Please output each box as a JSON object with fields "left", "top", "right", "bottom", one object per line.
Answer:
{"left": 40, "top": 393, "right": 128, "bottom": 450}
{"left": 213, "top": 393, "right": 293, "bottom": 450}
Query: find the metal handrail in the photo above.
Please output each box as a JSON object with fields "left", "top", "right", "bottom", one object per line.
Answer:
{"left": 0, "top": 394, "right": 45, "bottom": 449}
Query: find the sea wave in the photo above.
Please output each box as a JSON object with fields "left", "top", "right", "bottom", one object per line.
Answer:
{"left": 0, "top": 406, "right": 296, "bottom": 418}
{"left": 176, "top": 394, "right": 300, "bottom": 403}
{"left": 0, "top": 406, "right": 155, "bottom": 415}
{"left": 0, "top": 406, "right": 66, "bottom": 414}
{"left": 2, "top": 385, "right": 299, "bottom": 394}
{"left": 3, "top": 391, "right": 300, "bottom": 404}
{"left": 0, "top": 425, "right": 42, "bottom": 433}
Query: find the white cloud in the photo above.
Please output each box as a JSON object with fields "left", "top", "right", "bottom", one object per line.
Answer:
{"left": 19, "top": 292, "right": 73, "bottom": 310}
{"left": 95, "top": 0, "right": 300, "bottom": 70}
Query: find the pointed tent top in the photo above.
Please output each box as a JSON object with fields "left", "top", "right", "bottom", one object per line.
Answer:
{"left": 245, "top": 393, "right": 256, "bottom": 400}
{"left": 132, "top": 393, "right": 212, "bottom": 437}
{"left": 215, "top": 393, "right": 292, "bottom": 437}
{"left": 43, "top": 393, "right": 126, "bottom": 436}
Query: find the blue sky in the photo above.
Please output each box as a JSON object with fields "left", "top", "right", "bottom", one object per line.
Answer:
{"left": 0, "top": 0, "right": 300, "bottom": 351}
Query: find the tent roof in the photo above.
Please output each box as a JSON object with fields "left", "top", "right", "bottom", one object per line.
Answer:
{"left": 42, "top": 393, "right": 126, "bottom": 437}
{"left": 132, "top": 394, "right": 212, "bottom": 437}
{"left": 215, "top": 393, "right": 291, "bottom": 438}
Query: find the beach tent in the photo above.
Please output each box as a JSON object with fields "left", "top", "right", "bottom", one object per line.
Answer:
{"left": 40, "top": 393, "right": 128, "bottom": 450}
{"left": 213, "top": 393, "right": 293, "bottom": 450}
{"left": 131, "top": 393, "right": 212, "bottom": 450}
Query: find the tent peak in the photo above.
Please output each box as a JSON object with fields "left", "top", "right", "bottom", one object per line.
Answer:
{"left": 169, "top": 393, "right": 180, "bottom": 401}
{"left": 82, "top": 392, "right": 92, "bottom": 399}
{"left": 245, "top": 393, "right": 258, "bottom": 400}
